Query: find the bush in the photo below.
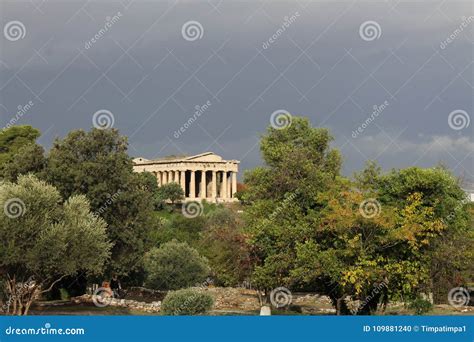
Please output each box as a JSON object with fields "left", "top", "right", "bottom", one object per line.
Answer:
{"left": 408, "top": 297, "right": 433, "bottom": 315}
{"left": 161, "top": 289, "right": 214, "bottom": 315}
{"left": 144, "top": 240, "right": 210, "bottom": 290}
{"left": 59, "top": 288, "right": 70, "bottom": 301}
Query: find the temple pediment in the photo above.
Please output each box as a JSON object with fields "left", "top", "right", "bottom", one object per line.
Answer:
{"left": 184, "top": 152, "right": 223, "bottom": 162}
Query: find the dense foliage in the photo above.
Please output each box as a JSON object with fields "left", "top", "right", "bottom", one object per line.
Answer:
{"left": 1, "top": 122, "right": 471, "bottom": 316}
{"left": 44, "top": 128, "right": 157, "bottom": 276}
{"left": 0, "top": 175, "right": 111, "bottom": 314}
{"left": 239, "top": 116, "right": 473, "bottom": 314}
{"left": 0, "top": 126, "right": 45, "bottom": 181}
{"left": 144, "top": 240, "right": 210, "bottom": 290}
{"left": 155, "top": 183, "right": 184, "bottom": 207}
{"left": 161, "top": 289, "right": 214, "bottom": 315}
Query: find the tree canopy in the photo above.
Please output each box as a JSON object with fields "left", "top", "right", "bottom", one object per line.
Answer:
{"left": 44, "top": 128, "right": 157, "bottom": 276}
{"left": 0, "top": 175, "right": 111, "bottom": 315}
{"left": 0, "top": 126, "right": 45, "bottom": 181}
{"left": 240, "top": 116, "right": 472, "bottom": 314}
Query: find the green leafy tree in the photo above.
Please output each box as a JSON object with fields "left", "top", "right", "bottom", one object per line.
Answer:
{"left": 199, "top": 207, "right": 252, "bottom": 286}
{"left": 238, "top": 117, "right": 341, "bottom": 206}
{"left": 373, "top": 166, "right": 472, "bottom": 303}
{"left": 240, "top": 116, "right": 343, "bottom": 307}
{"left": 0, "top": 126, "right": 45, "bottom": 180}
{"left": 240, "top": 117, "right": 469, "bottom": 314}
{"left": 149, "top": 214, "right": 206, "bottom": 246}
{"left": 143, "top": 240, "right": 210, "bottom": 290}
{"left": 2, "top": 144, "right": 46, "bottom": 182}
{"left": 0, "top": 175, "right": 111, "bottom": 315}
{"left": 45, "top": 128, "right": 156, "bottom": 276}
{"left": 155, "top": 182, "right": 184, "bottom": 207}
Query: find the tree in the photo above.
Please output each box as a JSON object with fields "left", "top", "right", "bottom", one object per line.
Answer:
{"left": 239, "top": 116, "right": 344, "bottom": 308}
{"left": 155, "top": 182, "right": 184, "bottom": 207}
{"left": 2, "top": 144, "right": 46, "bottom": 182}
{"left": 0, "top": 126, "right": 45, "bottom": 180}
{"left": 238, "top": 117, "right": 341, "bottom": 206}
{"left": 45, "top": 128, "right": 157, "bottom": 276}
{"left": 149, "top": 214, "right": 206, "bottom": 246}
{"left": 240, "top": 117, "right": 471, "bottom": 314}
{"left": 0, "top": 175, "right": 111, "bottom": 315}
{"left": 199, "top": 207, "right": 252, "bottom": 286}
{"left": 373, "top": 165, "right": 472, "bottom": 303}
{"left": 143, "top": 240, "right": 210, "bottom": 290}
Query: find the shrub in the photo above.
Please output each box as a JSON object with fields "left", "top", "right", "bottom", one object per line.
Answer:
{"left": 161, "top": 289, "right": 214, "bottom": 315}
{"left": 144, "top": 240, "right": 210, "bottom": 290}
{"left": 59, "top": 288, "right": 70, "bottom": 301}
{"left": 408, "top": 297, "right": 433, "bottom": 315}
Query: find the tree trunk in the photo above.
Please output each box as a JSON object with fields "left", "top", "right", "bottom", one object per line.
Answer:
{"left": 329, "top": 294, "right": 351, "bottom": 315}
{"left": 4, "top": 276, "right": 39, "bottom": 316}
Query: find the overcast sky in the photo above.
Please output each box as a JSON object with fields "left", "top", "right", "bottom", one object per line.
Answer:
{"left": 0, "top": 0, "right": 472, "bottom": 183}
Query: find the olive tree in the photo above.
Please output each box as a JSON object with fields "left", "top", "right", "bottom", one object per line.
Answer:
{"left": 0, "top": 175, "right": 111, "bottom": 315}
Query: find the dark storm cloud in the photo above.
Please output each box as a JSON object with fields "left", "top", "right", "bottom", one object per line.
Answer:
{"left": 0, "top": 0, "right": 472, "bottom": 181}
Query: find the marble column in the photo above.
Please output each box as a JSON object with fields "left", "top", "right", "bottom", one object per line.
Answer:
{"left": 200, "top": 171, "right": 206, "bottom": 199}
{"left": 163, "top": 171, "right": 168, "bottom": 185}
{"left": 180, "top": 171, "right": 186, "bottom": 193}
{"left": 174, "top": 171, "right": 179, "bottom": 184}
{"left": 227, "top": 172, "right": 231, "bottom": 199}
{"left": 231, "top": 171, "right": 237, "bottom": 198}
{"left": 221, "top": 171, "right": 227, "bottom": 199}
{"left": 211, "top": 171, "right": 217, "bottom": 198}
{"left": 190, "top": 171, "right": 196, "bottom": 198}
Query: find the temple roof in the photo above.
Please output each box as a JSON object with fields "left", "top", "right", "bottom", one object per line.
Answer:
{"left": 133, "top": 152, "right": 238, "bottom": 165}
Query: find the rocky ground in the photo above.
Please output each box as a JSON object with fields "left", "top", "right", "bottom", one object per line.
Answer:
{"left": 28, "top": 287, "right": 474, "bottom": 316}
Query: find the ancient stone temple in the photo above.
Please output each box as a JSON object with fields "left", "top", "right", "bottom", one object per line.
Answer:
{"left": 133, "top": 152, "right": 239, "bottom": 203}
